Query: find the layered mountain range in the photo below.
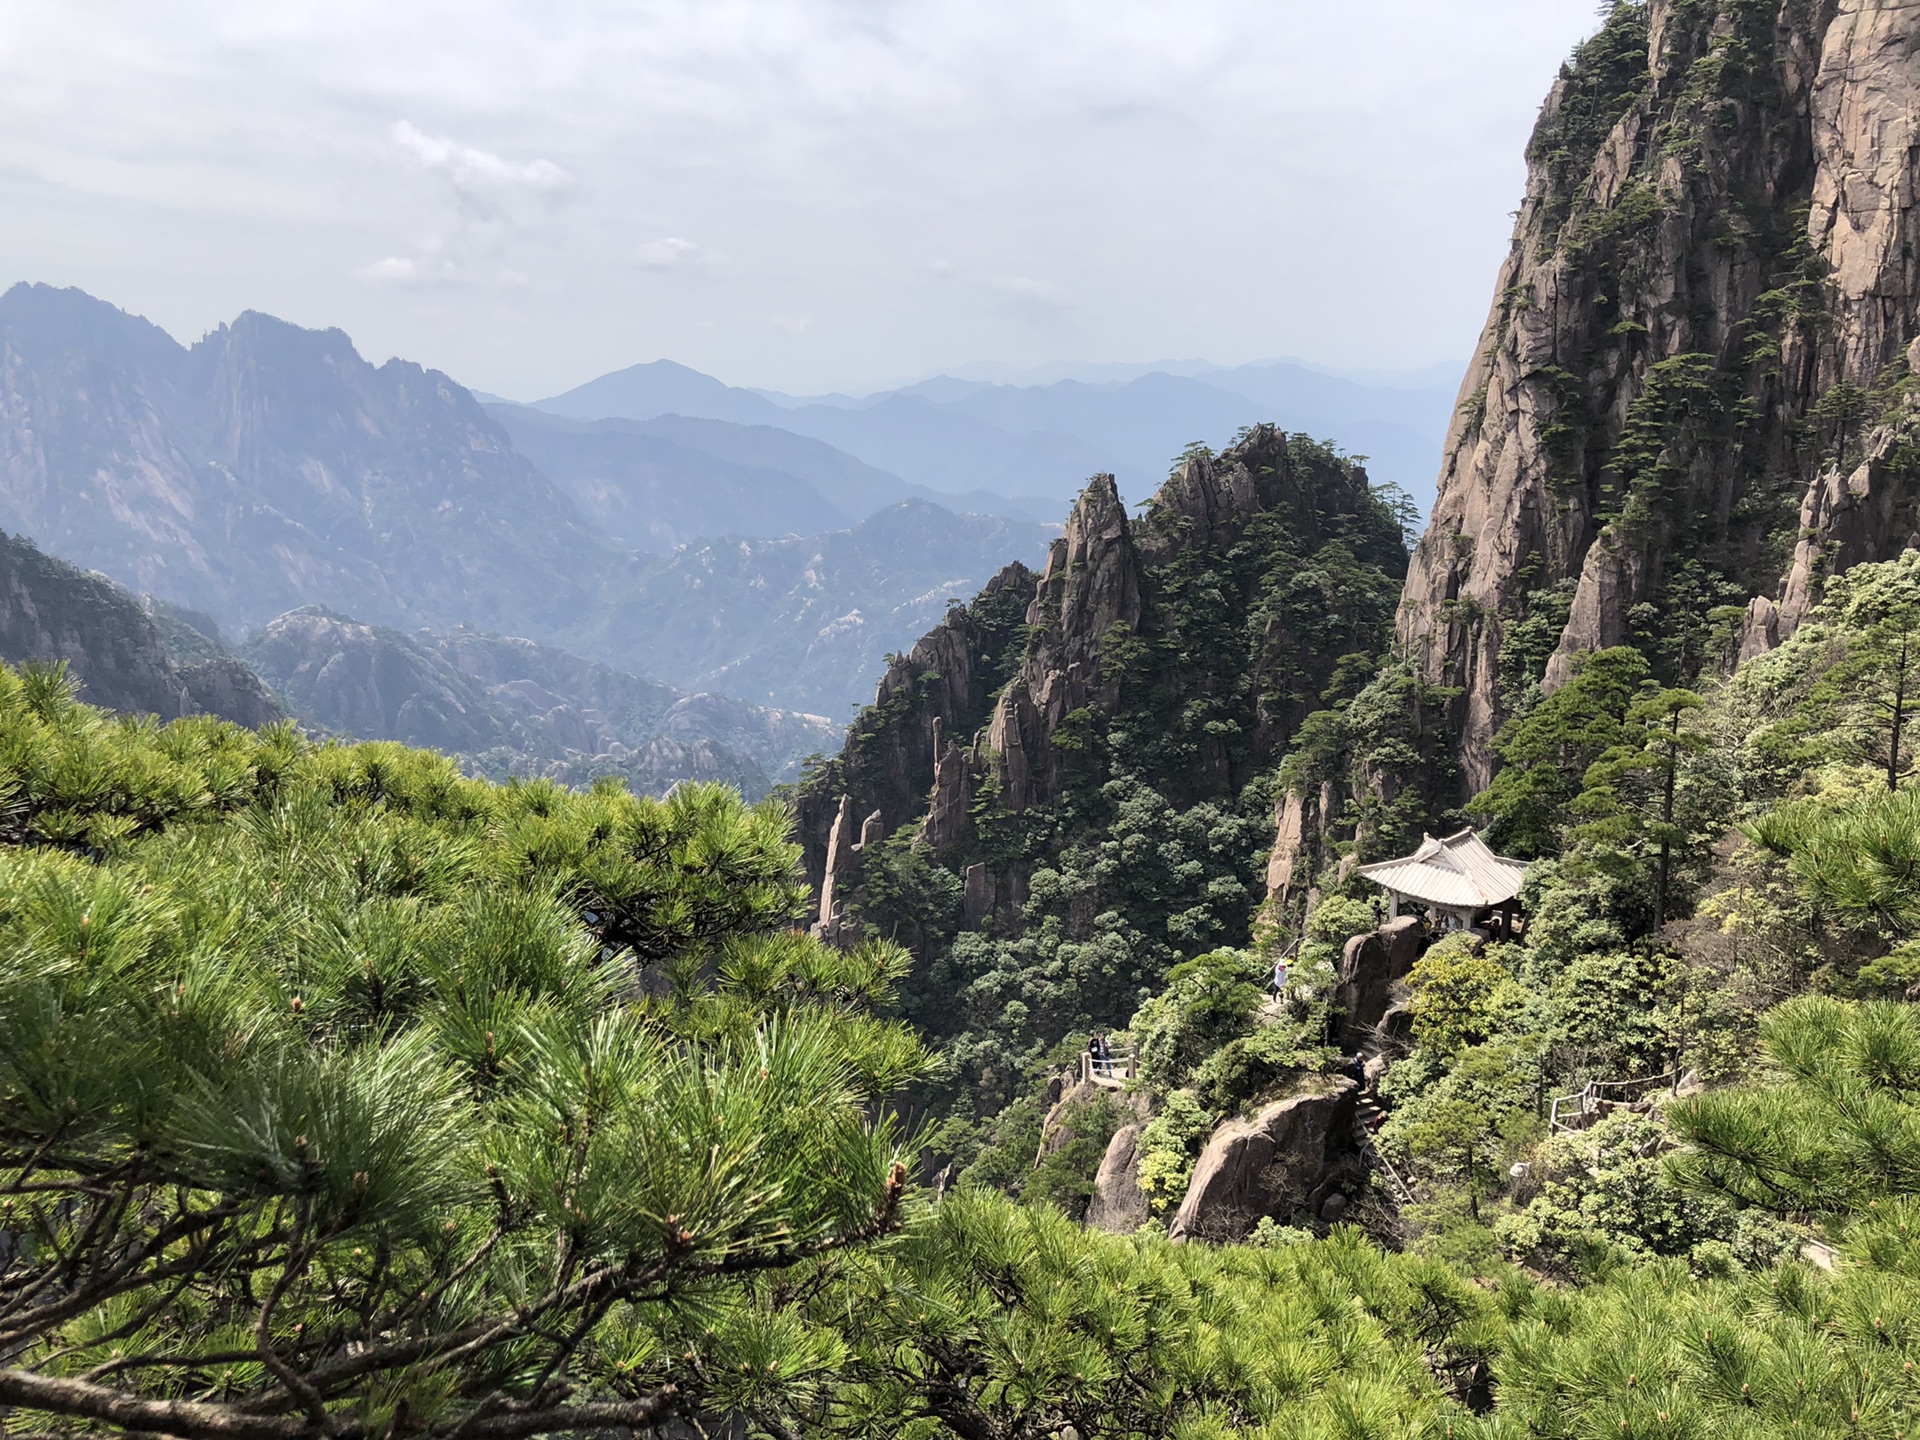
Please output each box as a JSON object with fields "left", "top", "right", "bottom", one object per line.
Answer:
{"left": 530, "top": 354, "right": 1455, "bottom": 514}
{"left": 0, "top": 526, "right": 834, "bottom": 797}
{"left": 0, "top": 282, "right": 1055, "bottom": 725}
{"left": 242, "top": 609, "right": 835, "bottom": 796}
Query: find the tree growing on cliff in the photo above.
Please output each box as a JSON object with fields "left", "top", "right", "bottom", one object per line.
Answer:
{"left": 1473, "top": 647, "right": 1652, "bottom": 858}
{"left": 1571, "top": 683, "right": 1707, "bottom": 927}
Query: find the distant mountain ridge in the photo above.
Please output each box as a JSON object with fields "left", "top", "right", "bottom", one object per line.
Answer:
{"left": 489, "top": 406, "right": 1060, "bottom": 551}
{"left": 531, "top": 354, "right": 1459, "bottom": 513}
{"left": 0, "top": 282, "right": 1056, "bottom": 718}
{"left": 578, "top": 500, "right": 1055, "bottom": 714}
{"left": 0, "top": 283, "right": 602, "bottom": 637}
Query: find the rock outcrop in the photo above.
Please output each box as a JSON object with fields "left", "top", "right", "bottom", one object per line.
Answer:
{"left": 797, "top": 426, "right": 1407, "bottom": 934}
{"left": 794, "top": 562, "right": 1035, "bottom": 891}
{"left": 1397, "top": 0, "right": 1920, "bottom": 792}
{"left": 812, "top": 796, "right": 885, "bottom": 944}
{"left": 1168, "top": 1081, "right": 1363, "bottom": 1243}
{"left": 0, "top": 529, "right": 279, "bottom": 726}
{"left": 1084, "top": 1126, "right": 1149, "bottom": 1234}
{"left": 987, "top": 476, "right": 1142, "bottom": 812}
{"left": 1335, "top": 918, "right": 1426, "bottom": 1050}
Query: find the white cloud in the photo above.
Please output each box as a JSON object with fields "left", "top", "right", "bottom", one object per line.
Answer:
{"left": 391, "top": 120, "right": 572, "bottom": 220}
{"left": 767, "top": 312, "right": 812, "bottom": 335}
{"left": 633, "top": 236, "right": 702, "bottom": 271}
{"left": 355, "top": 255, "right": 420, "bottom": 283}
{"left": 0, "top": 0, "right": 1608, "bottom": 394}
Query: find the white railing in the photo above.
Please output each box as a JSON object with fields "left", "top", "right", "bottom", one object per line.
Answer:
{"left": 1080, "top": 1051, "right": 1137, "bottom": 1086}
{"left": 1548, "top": 1070, "right": 1679, "bottom": 1133}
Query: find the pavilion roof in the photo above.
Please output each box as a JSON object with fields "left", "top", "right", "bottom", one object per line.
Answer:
{"left": 1355, "top": 828, "right": 1528, "bottom": 910}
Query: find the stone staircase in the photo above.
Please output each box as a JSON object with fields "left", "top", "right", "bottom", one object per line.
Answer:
{"left": 1348, "top": 1038, "right": 1414, "bottom": 1204}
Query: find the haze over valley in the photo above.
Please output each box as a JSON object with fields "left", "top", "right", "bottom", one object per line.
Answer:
{"left": 0, "top": 275, "right": 1456, "bottom": 785}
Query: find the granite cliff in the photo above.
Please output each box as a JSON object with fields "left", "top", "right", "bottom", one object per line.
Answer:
{"left": 798, "top": 426, "right": 1406, "bottom": 903}
{"left": 793, "top": 426, "right": 1408, "bottom": 1104}
{"left": 1401, "top": 0, "right": 1920, "bottom": 791}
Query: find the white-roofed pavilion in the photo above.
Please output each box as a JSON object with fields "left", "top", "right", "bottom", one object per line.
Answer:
{"left": 1356, "top": 828, "right": 1528, "bottom": 937}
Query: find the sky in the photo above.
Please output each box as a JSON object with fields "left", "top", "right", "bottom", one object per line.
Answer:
{"left": 0, "top": 1, "right": 1602, "bottom": 399}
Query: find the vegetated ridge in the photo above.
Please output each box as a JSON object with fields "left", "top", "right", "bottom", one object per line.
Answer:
{"left": 0, "top": 526, "right": 278, "bottom": 726}
{"left": 244, "top": 607, "right": 836, "bottom": 798}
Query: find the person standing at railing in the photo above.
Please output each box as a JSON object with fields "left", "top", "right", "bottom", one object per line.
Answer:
{"left": 1088, "top": 1032, "right": 1114, "bottom": 1079}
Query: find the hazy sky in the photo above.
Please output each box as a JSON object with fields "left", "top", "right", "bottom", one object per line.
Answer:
{"left": 1, "top": 1, "right": 1600, "bottom": 398}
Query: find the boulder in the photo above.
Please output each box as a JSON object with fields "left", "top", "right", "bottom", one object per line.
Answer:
{"left": 1168, "top": 1080, "right": 1361, "bottom": 1243}
{"left": 1336, "top": 917, "right": 1424, "bottom": 1049}
{"left": 1084, "top": 1125, "right": 1149, "bottom": 1234}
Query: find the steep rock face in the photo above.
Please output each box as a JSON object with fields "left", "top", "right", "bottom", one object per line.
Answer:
{"left": 1084, "top": 1125, "right": 1149, "bottom": 1234}
{"left": 1399, "top": 0, "right": 1920, "bottom": 791}
{"left": 1167, "top": 1081, "right": 1362, "bottom": 1243}
{"left": 798, "top": 425, "right": 1406, "bottom": 930}
{"left": 0, "top": 529, "right": 278, "bottom": 725}
{"left": 794, "top": 562, "right": 1035, "bottom": 890}
{"left": 988, "top": 476, "right": 1142, "bottom": 810}
{"left": 1336, "top": 918, "right": 1426, "bottom": 1051}
{"left": 245, "top": 609, "right": 834, "bottom": 797}
{"left": 0, "top": 286, "right": 605, "bottom": 636}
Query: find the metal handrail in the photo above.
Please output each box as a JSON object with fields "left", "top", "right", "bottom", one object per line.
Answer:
{"left": 1079, "top": 1051, "right": 1137, "bottom": 1086}
{"left": 1548, "top": 1070, "right": 1680, "bottom": 1133}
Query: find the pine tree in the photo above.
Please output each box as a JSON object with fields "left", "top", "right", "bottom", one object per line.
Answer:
{"left": 0, "top": 664, "right": 925, "bottom": 1440}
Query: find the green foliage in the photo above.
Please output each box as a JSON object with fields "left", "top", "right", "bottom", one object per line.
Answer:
{"left": 1455, "top": 1228, "right": 1920, "bottom": 1440}
{"left": 1494, "top": 1111, "right": 1793, "bottom": 1279}
{"left": 1408, "top": 936, "right": 1515, "bottom": 1056}
{"left": 1382, "top": 1040, "right": 1541, "bottom": 1212}
{"left": 1025, "top": 1093, "right": 1123, "bottom": 1220}
{"left": 1274, "top": 659, "right": 1465, "bottom": 890}
{"left": 1131, "top": 946, "right": 1265, "bottom": 1093}
{"left": 928, "top": 779, "right": 1275, "bottom": 1108}
{"left": 953, "top": 1092, "right": 1046, "bottom": 1196}
{"left": 1475, "top": 646, "right": 1653, "bottom": 857}
{"left": 0, "top": 663, "right": 927, "bottom": 1440}
{"left": 1307, "top": 893, "right": 1377, "bottom": 948}
{"left": 1672, "top": 995, "right": 1920, "bottom": 1215}
{"left": 1528, "top": 2, "right": 1653, "bottom": 249}
{"left": 1498, "top": 574, "right": 1579, "bottom": 713}
{"left": 789, "top": 1196, "right": 1486, "bottom": 1437}
{"left": 1745, "top": 784, "right": 1920, "bottom": 986}
{"left": 1135, "top": 1089, "right": 1216, "bottom": 1217}
{"left": 1192, "top": 1017, "right": 1334, "bottom": 1118}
